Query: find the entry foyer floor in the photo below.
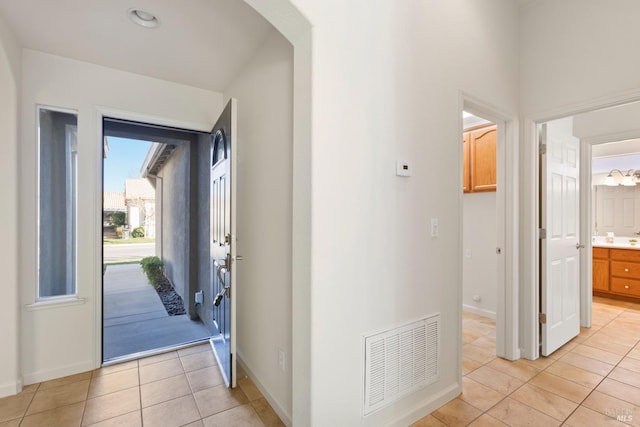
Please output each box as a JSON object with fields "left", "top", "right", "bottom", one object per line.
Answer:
{"left": 414, "top": 297, "right": 640, "bottom": 426}
{"left": 0, "top": 342, "right": 284, "bottom": 426}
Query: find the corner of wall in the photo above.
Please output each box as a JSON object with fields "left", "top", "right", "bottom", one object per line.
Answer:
{"left": 0, "top": 11, "right": 22, "bottom": 397}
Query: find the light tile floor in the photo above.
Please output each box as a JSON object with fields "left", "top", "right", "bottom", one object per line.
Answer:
{"left": 0, "top": 342, "right": 285, "bottom": 427}
{"left": 413, "top": 296, "right": 640, "bottom": 426}
{"left": 5, "top": 297, "right": 640, "bottom": 427}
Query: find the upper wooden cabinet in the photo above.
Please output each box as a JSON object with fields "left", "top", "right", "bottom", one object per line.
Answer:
{"left": 463, "top": 132, "right": 470, "bottom": 193}
{"left": 463, "top": 124, "right": 496, "bottom": 193}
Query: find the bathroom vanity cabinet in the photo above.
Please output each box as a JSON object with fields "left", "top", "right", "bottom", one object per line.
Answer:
{"left": 593, "top": 246, "right": 640, "bottom": 301}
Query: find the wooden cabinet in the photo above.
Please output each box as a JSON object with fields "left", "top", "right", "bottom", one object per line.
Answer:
{"left": 609, "top": 249, "right": 640, "bottom": 298}
{"left": 463, "top": 132, "right": 470, "bottom": 193}
{"left": 592, "top": 247, "right": 609, "bottom": 292}
{"left": 593, "top": 247, "right": 640, "bottom": 301}
{"left": 463, "top": 124, "right": 496, "bottom": 193}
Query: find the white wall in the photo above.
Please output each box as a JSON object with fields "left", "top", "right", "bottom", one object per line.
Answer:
{"left": 463, "top": 193, "right": 497, "bottom": 318}
{"left": 520, "top": 0, "right": 640, "bottom": 359}
{"left": 286, "top": 0, "right": 518, "bottom": 425}
{"left": 593, "top": 185, "right": 640, "bottom": 237}
{"left": 0, "top": 13, "right": 21, "bottom": 397}
{"left": 19, "top": 49, "right": 223, "bottom": 384}
{"left": 520, "top": 0, "right": 640, "bottom": 116}
{"left": 223, "top": 30, "right": 294, "bottom": 424}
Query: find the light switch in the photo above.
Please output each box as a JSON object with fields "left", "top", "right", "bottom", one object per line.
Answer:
{"left": 396, "top": 160, "right": 412, "bottom": 177}
{"left": 430, "top": 218, "right": 439, "bottom": 238}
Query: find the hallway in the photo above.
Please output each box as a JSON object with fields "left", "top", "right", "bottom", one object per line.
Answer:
{"left": 414, "top": 297, "right": 640, "bottom": 426}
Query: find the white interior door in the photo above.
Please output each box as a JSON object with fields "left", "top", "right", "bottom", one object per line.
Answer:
{"left": 210, "top": 99, "right": 237, "bottom": 387}
{"left": 540, "top": 117, "right": 581, "bottom": 356}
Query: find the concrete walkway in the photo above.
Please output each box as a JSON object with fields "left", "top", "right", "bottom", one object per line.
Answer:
{"left": 103, "top": 263, "right": 210, "bottom": 361}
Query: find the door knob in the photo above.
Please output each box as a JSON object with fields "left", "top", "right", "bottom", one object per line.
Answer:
{"left": 576, "top": 243, "right": 585, "bottom": 250}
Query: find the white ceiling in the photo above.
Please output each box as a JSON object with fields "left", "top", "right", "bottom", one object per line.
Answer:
{"left": 0, "top": 0, "right": 275, "bottom": 92}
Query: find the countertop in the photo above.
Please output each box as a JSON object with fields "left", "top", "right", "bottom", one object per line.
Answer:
{"left": 593, "top": 236, "right": 640, "bottom": 250}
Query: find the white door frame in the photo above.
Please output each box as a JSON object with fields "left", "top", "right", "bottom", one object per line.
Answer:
{"left": 521, "top": 90, "right": 640, "bottom": 360}
{"left": 94, "top": 106, "right": 213, "bottom": 365}
{"left": 460, "top": 93, "right": 519, "bottom": 360}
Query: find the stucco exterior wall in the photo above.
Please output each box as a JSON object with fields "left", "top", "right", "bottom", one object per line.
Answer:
{"left": 158, "top": 144, "right": 189, "bottom": 303}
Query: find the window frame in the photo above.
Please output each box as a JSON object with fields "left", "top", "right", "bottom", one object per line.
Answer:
{"left": 36, "top": 105, "right": 79, "bottom": 302}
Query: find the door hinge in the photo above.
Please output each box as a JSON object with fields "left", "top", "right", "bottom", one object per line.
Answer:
{"left": 539, "top": 228, "right": 546, "bottom": 239}
{"left": 539, "top": 143, "right": 547, "bottom": 155}
{"left": 539, "top": 313, "right": 547, "bottom": 324}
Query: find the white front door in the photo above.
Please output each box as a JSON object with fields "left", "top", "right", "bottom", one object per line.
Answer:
{"left": 540, "top": 117, "right": 581, "bottom": 356}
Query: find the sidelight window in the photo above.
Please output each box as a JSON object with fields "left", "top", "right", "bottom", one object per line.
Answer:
{"left": 38, "top": 107, "right": 78, "bottom": 299}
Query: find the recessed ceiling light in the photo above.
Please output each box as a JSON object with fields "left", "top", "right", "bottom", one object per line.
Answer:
{"left": 128, "top": 8, "right": 160, "bottom": 28}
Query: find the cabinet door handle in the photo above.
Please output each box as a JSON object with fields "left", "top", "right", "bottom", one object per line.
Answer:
{"left": 625, "top": 268, "right": 630, "bottom": 272}
{"left": 625, "top": 285, "right": 630, "bottom": 289}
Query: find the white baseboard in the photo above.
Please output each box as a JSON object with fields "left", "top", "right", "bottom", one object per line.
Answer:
{"left": 22, "top": 360, "right": 95, "bottom": 386}
{"left": 236, "top": 352, "right": 292, "bottom": 427}
{"left": 388, "top": 382, "right": 461, "bottom": 427}
{"left": 0, "top": 378, "right": 23, "bottom": 398}
{"left": 463, "top": 304, "right": 496, "bottom": 319}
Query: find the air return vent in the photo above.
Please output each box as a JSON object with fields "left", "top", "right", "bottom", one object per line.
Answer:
{"left": 363, "top": 314, "right": 440, "bottom": 415}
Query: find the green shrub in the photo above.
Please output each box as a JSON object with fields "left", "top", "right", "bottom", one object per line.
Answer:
{"left": 140, "top": 256, "right": 164, "bottom": 288}
{"left": 112, "top": 211, "right": 126, "bottom": 227}
{"left": 132, "top": 226, "right": 145, "bottom": 238}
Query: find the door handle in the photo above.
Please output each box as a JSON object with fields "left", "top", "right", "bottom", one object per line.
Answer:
{"left": 214, "top": 259, "right": 227, "bottom": 285}
{"left": 576, "top": 243, "right": 585, "bottom": 250}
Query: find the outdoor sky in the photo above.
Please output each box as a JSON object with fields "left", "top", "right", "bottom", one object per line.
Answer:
{"left": 103, "top": 137, "right": 152, "bottom": 192}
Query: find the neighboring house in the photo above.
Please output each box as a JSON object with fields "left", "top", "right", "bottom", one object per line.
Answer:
{"left": 102, "top": 191, "right": 125, "bottom": 226}
{"left": 124, "top": 178, "right": 155, "bottom": 238}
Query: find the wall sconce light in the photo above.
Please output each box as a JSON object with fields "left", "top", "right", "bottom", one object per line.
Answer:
{"left": 604, "top": 169, "right": 639, "bottom": 186}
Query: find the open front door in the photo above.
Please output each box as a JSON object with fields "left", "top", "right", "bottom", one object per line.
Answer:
{"left": 540, "top": 117, "right": 581, "bottom": 356}
{"left": 210, "top": 99, "right": 237, "bottom": 387}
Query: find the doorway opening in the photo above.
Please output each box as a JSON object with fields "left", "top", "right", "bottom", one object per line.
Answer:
{"left": 591, "top": 138, "right": 640, "bottom": 301}
{"left": 102, "top": 118, "right": 210, "bottom": 363}
{"left": 461, "top": 111, "right": 501, "bottom": 370}
{"left": 460, "top": 95, "right": 519, "bottom": 364}
{"left": 530, "top": 99, "right": 640, "bottom": 360}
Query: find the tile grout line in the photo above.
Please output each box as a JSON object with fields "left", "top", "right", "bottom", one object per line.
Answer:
{"left": 18, "top": 380, "right": 40, "bottom": 424}
{"left": 137, "top": 359, "right": 143, "bottom": 426}
{"left": 78, "top": 370, "right": 96, "bottom": 426}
